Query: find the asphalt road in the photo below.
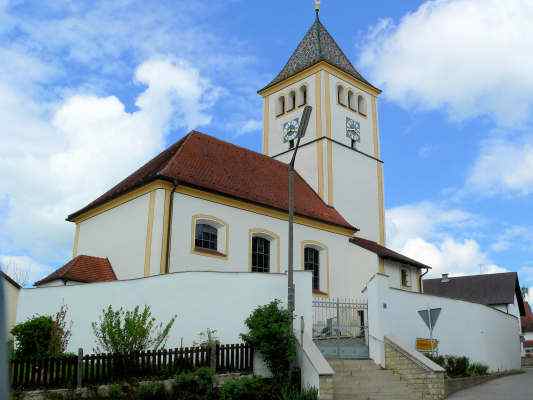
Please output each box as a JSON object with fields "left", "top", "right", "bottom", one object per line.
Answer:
{"left": 448, "top": 368, "right": 533, "bottom": 400}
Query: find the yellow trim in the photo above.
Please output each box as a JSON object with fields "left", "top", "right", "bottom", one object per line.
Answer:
{"left": 263, "top": 96, "right": 269, "bottom": 155}
{"left": 70, "top": 180, "right": 173, "bottom": 223}
{"left": 72, "top": 224, "right": 80, "bottom": 258}
{"left": 191, "top": 214, "right": 229, "bottom": 259}
{"left": 301, "top": 240, "right": 330, "bottom": 296}
{"left": 175, "top": 185, "right": 355, "bottom": 237}
{"left": 144, "top": 191, "right": 156, "bottom": 277}
{"left": 378, "top": 258, "right": 385, "bottom": 274}
{"left": 160, "top": 188, "right": 172, "bottom": 274}
{"left": 324, "top": 71, "right": 332, "bottom": 139}
{"left": 327, "top": 139, "right": 334, "bottom": 206}
{"left": 248, "top": 228, "right": 281, "bottom": 273}
{"left": 371, "top": 97, "right": 386, "bottom": 245}
{"left": 315, "top": 72, "right": 324, "bottom": 199}
{"left": 259, "top": 61, "right": 381, "bottom": 97}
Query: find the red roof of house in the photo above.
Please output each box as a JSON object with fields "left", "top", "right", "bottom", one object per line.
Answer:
{"left": 524, "top": 340, "right": 533, "bottom": 348}
{"left": 523, "top": 302, "right": 533, "bottom": 333}
{"left": 35, "top": 255, "right": 117, "bottom": 286}
{"left": 67, "top": 131, "right": 355, "bottom": 231}
{"left": 350, "top": 236, "right": 430, "bottom": 270}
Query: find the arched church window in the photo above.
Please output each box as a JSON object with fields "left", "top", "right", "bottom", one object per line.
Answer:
{"left": 304, "top": 247, "right": 320, "bottom": 291}
{"left": 195, "top": 223, "right": 218, "bottom": 251}
{"left": 348, "top": 90, "right": 356, "bottom": 111}
{"left": 276, "top": 96, "right": 285, "bottom": 116}
{"left": 298, "top": 85, "right": 308, "bottom": 106}
{"left": 358, "top": 95, "right": 367, "bottom": 116}
{"left": 337, "top": 85, "right": 346, "bottom": 106}
{"left": 288, "top": 91, "right": 296, "bottom": 111}
{"left": 252, "top": 236, "right": 271, "bottom": 273}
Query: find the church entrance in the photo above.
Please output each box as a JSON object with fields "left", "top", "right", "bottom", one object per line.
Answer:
{"left": 312, "top": 298, "right": 369, "bottom": 359}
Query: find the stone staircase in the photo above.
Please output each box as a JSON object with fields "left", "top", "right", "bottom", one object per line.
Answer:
{"left": 327, "top": 358, "right": 421, "bottom": 400}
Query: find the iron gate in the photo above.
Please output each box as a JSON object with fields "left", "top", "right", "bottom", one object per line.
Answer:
{"left": 312, "top": 298, "right": 369, "bottom": 359}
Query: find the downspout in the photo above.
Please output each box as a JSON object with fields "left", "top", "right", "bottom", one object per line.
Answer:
{"left": 164, "top": 180, "right": 178, "bottom": 274}
{"left": 419, "top": 267, "right": 430, "bottom": 293}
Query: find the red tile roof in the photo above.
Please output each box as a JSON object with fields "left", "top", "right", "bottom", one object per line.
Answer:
{"left": 350, "top": 236, "right": 430, "bottom": 270}
{"left": 68, "top": 131, "right": 355, "bottom": 231}
{"left": 35, "top": 255, "right": 117, "bottom": 286}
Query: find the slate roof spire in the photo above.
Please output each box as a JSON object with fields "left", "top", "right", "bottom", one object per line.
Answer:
{"left": 259, "top": 14, "right": 376, "bottom": 93}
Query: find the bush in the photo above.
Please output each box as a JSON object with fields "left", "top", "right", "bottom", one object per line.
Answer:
{"left": 219, "top": 376, "right": 273, "bottom": 400}
{"left": 427, "top": 354, "right": 489, "bottom": 378}
{"left": 280, "top": 386, "right": 319, "bottom": 400}
{"left": 240, "top": 300, "right": 296, "bottom": 382}
{"left": 108, "top": 384, "right": 125, "bottom": 400}
{"left": 92, "top": 305, "right": 176, "bottom": 353}
{"left": 11, "top": 305, "right": 72, "bottom": 359}
{"left": 136, "top": 382, "right": 168, "bottom": 400}
{"left": 467, "top": 362, "right": 489, "bottom": 376}
{"left": 174, "top": 367, "right": 215, "bottom": 399}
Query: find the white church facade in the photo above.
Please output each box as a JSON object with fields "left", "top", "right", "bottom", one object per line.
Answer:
{"left": 35, "top": 17, "right": 429, "bottom": 299}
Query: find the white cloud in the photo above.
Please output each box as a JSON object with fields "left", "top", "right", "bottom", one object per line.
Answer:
{"left": 467, "top": 136, "right": 533, "bottom": 196}
{"left": 386, "top": 202, "right": 506, "bottom": 278}
{"left": 1, "top": 255, "right": 51, "bottom": 287}
{"left": 0, "top": 58, "right": 217, "bottom": 260}
{"left": 359, "top": 0, "right": 533, "bottom": 127}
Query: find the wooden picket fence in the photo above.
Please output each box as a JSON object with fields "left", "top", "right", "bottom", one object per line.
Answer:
{"left": 10, "top": 343, "right": 254, "bottom": 390}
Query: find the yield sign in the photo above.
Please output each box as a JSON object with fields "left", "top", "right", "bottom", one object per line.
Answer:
{"left": 418, "top": 308, "right": 441, "bottom": 331}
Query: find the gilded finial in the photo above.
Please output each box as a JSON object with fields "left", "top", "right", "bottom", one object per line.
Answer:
{"left": 314, "top": 0, "right": 321, "bottom": 18}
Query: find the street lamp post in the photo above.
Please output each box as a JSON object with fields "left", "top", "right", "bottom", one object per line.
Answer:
{"left": 288, "top": 105, "right": 312, "bottom": 330}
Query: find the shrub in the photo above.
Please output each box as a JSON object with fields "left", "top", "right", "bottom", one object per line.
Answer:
{"left": 467, "top": 362, "right": 489, "bottom": 376}
{"left": 240, "top": 300, "right": 296, "bottom": 382}
{"left": 108, "top": 384, "right": 125, "bottom": 400}
{"left": 11, "top": 305, "right": 72, "bottom": 359}
{"left": 193, "top": 328, "right": 220, "bottom": 347}
{"left": 174, "top": 367, "right": 215, "bottom": 399}
{"left": 136, "top": 382, "right": 168, "bottom": 400}
{"left": 92, "top": 305, "right": 176, "bottom": 353}
{"left": 219, "top": 376, "right": 273, "bottom": 400}
{"left": 280, "top": 386, "right": 319, "bottom": 400}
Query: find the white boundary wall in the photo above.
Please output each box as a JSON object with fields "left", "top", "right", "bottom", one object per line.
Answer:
{"left": 16, "top": 271, "right": 313, "bottom": 353}
{"left": 367, "top": 273, "right": 521, "bottom": 372}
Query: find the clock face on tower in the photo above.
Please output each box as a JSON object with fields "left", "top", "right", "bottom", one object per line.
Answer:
{"left": 282, "top": 118, "right": 300, "bottom": 143}
{"left": 346, "top": 117, "right": 361, "bottom": 144}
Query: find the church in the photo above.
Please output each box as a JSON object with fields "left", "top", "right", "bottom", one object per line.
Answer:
{"left": 35, "top": 12, "right": 430, "bottom": 299}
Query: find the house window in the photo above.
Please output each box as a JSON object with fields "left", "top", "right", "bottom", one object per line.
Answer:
{"left": 348, "top": 90, "right": 356, "bottom": 111}
{"left": 195, "top": 223, "right": 217, "bottom": 251}
{"left": 288, "top": 91, "right": 296, "bottom": 111}
{"left": 304, "top": 247, "right": 320, "bottom": 291}
{"left": 358, "top": 95, "right": 367, "bottom": 116}
{"left": 298, "top": 85, "right": 308, "bottom": 106}
{"left": 252, "top": 236, "right": 270, "bottom": 273}
{"left": 337, "top": 85, "right": 346, "bottom": 106}
{"left": 277, "top": 96, "right": 285, "bottom": 116}
{"left": 401, "top": 268, "right": 411, "bottom": 287}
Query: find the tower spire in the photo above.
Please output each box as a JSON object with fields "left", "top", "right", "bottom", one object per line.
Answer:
{"left": 314, "top": 0, "right": 320, "bottom": 19}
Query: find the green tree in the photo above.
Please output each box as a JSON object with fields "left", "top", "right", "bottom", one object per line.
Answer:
{"left": 240, "top": 300, "right": 296, "bottom": 382}
{"left": 91, "top": 305, "right": 176, "bottom": 353}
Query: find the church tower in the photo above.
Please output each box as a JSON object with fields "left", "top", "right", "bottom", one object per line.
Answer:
{"left": 258, "top": 11, "right": 385, "bottom": 244}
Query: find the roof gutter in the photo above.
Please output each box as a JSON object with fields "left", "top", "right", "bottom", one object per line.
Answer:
{"left": 419, "top": 267, "right": 430, "bottom": 293}
{"left": 164, "top": 178, "right": 179, "bottom": 274}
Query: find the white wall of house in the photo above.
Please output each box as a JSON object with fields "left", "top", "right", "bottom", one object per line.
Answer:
{"left": 384, "top": 260, "right": 420, "bottom": 292}
{"left": 168, "top": 192, "right": 377, "bottom": 299}
{"left": 2, "top": 275, "right": 20, "bottom": 340}
{"left": 16, "top": 271, "right": 313, "bottom": 353}
{"left": 76, "top": 193, "right": 150, "bottom": 280}
{"left": 367, "top": 273, "right": 521, "bottom": 372}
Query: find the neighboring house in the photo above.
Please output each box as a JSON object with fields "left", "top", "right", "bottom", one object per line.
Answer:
{"left": 522, "top": 301, "right": 533, "bottom": 356}
{"left": 35, "top": 16, "right": 430, "bottom": 299}
{"left": 1, "top": 271, "right": 21, "bottom": 340}
{"left": 423, "top": 272, "right": 526, "bottom": 353}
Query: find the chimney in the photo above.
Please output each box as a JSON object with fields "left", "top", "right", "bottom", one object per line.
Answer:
{"left": 441, "top": 273, "right": 450, "bottom": 283}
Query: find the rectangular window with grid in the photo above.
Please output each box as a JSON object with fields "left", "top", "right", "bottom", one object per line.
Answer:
{"left": 195, "top": 223, "right": 218, "bottom": 251}
{"left": 252, "top": 237, "right": 270, "bottom": 273}
{"left": 304, "top": 247, "right": 320, "bottom": 291}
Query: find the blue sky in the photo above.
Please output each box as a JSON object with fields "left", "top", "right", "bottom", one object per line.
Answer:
{"left": 0, "top": 0, "right": 532, "bottom": 296}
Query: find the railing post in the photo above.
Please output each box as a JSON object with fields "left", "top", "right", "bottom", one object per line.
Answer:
{"left": 77, "top": 348, "right": 83, "bottom": 389}
{"left": 209, "top": 342, "right": 217, "bottom": 371}
{"left": 336, "top": 298, "right": 341, "bottom": 356}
